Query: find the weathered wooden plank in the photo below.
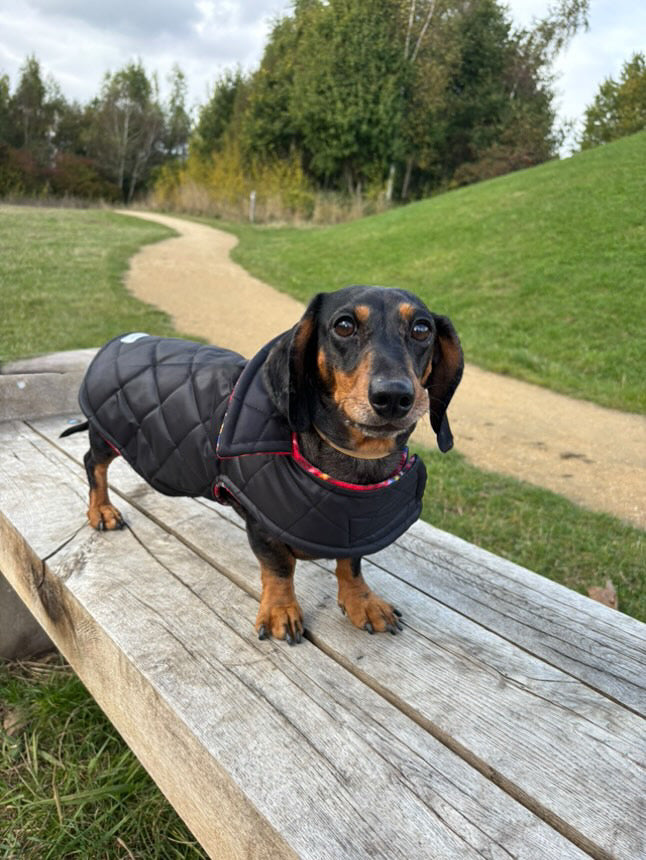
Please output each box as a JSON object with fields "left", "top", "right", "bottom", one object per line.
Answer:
{"left": 0, "top": 512, "right": 296, "bottom": 860}
{"left": 110, "top": 422, "right": 643, "bottom": 713}
{"left": 0, "top": 372, "right": 84, "bottom": 420}
{"left": 375, "top": 522, "right": 646, "bottom": 713}
{"left": 104, "top": 430, "right": 645, "bottom": 714}
{"left": 0, "top": 570, "right": 53, "bottom": 658}
{"left": 0, "top": 419, "right": 589, "bottom": 859}
{"left": 1, "top": 348, "right": 97, "bottom": 375}
{"left": 36, "top": 418, "right": 645, "bottom": 860}
{"left": 185, "top": 461, "right": 646, "bottom": 713}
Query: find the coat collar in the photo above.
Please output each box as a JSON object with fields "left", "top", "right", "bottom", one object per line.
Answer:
{"left": 216, "top": 335, "right": 292, "bottom": 458}
{"left": 216, "top": 334, "right": 420, "bottom": 492}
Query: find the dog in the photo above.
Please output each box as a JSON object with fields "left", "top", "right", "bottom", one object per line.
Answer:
{"left": 61, "top": 285, "right": 463, "bottom": 644}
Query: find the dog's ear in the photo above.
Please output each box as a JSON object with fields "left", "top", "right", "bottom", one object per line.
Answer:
{"left": 426, "top": 314, "right": 464, "bottom": 453}
{"left": 264, "top": 293, "right": 324, "bottom": 431}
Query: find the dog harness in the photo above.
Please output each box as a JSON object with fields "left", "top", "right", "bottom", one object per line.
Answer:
{"left": 79, "top": 333, "right": 427, "bottom": 558}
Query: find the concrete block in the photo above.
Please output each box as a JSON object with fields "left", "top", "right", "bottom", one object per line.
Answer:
{"left": 0, "top": 570, "right": 54, "bottom": 659}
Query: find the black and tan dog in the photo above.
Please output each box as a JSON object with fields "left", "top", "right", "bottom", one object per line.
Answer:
{"left": 62, "top": 285, "right": 463, "bottom": 644}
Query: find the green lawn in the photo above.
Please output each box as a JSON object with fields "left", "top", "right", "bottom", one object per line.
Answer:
{"left": 0, "top": 656, "right": 205, "bottom": 859}
{"left": 415, "top": 447, "right": 644, "bottom": 622}
{"left": 208, "top": 132, "right": 646, "bottom": 413}
{"left": 0, "top": 207, "right": 181, "bottom": 364}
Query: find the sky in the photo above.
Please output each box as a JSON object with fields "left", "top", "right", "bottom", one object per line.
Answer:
{"left": 0, "top": 0, "right": 644, "bottom": 152}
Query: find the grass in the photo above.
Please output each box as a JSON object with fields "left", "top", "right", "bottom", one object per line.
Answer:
{"left": 201, "top": 132, "right": 646, "bottom": 413}
{"left": 0, "top": 189, "right": 643, "bottom": 854}
{"left": 0, "top": 207, "right": 184, "bottom": 364}
{"left": 0, "top": 656, "right": 206, "bottom": 859}
{"left": 414, "top": 446, "right": 644, "bottom": 622}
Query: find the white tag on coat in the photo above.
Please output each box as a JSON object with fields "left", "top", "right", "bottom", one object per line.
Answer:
{"left": 120, "top": 332, "right": 149, "bottom": 343}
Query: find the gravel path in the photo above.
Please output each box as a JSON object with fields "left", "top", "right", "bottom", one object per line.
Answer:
{"left": 117, "top": 210, "right": 646, "bottom": 529}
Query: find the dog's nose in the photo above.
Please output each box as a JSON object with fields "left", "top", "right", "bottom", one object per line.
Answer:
{"left": 368, "top": 377, "right": 415, "bottom": 420}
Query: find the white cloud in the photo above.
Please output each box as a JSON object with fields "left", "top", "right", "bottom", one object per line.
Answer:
{"left": 0, "top": 0, "right": 643, "bottom": 137}
{"left": 0, "top": 0, "right": 291, "bottom": 109}
{"left": 24, "top": 0, "right": 200, "bottom": 38}
{"left": 549, "top": 2, "right": 646, "bottom": 149}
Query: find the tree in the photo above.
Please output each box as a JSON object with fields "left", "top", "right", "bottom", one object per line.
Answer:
{"left": 0, "top": 74, "right": 11, "bottom": 144}
{"left": 579, "top": 52, "right": 646, "bottom": 149}
{"left": 289, "top": 0, "right": 406, "bottom": 193}
{"left": 164, "top": 64, "right": 191, "bottom": 159}
{"left": 193, "top": 68, "right": 245, "bottom": 157}
{"left": 179, "top": 0, "right": 589, "bottom": 203}
{"left": 396, "top": 0, "right": 588, "bottom": 196}
{"left": 396, "top": 0, "right": 451, "bottom": 198}
{"left": 51, "top": 99, "right": 93, "bottom": 156}
{"left": 88, "top": 61, "right": 165, "bottom": 201}
{"left": 8, "top": 56, "right": 55, "bottom": 162}
{"left": 241, "top": 17, "right": 300, "bottom": 162}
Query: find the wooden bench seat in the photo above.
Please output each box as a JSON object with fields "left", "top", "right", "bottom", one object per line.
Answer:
{"left": 1, "top": 414, "right": 644, "bottom": 859}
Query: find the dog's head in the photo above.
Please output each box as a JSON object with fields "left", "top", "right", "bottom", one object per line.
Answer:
{"left": 264, "top": 285, "right": 463, "bottom": 456}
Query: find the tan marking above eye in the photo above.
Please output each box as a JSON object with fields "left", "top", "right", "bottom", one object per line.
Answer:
{"left": 398, "top": 303, "right": 415, "bottom": 322}
{"left": 354, "top": 304, "right": 371, "bottom": 322}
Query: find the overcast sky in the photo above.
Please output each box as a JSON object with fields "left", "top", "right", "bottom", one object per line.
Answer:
{"left": 0, "top": 0, "right": 644, "bottom": 152}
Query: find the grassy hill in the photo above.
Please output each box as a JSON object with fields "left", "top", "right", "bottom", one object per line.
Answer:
{"left": 226, "top": 132, "right": 646, "bottom": 413}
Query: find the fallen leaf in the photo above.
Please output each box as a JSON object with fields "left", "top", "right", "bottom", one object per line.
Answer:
{"left": 587, "top": 579, "right": 618, "bottom": 610}
{"left": 3, "top": 708, "right": 27, "bottom": 737}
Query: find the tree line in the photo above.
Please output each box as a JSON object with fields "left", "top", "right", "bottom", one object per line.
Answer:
{"left": 1, "top": 0, "right": 644, "bottom": 210}
{"left": 579, "top": 52, "right": 646, "bottom": 149}
{"left": 0, "top": 58, "right": 190, "bottom": 201}
{"left": 192, "top": 0, "right": 589, "bottom": 201}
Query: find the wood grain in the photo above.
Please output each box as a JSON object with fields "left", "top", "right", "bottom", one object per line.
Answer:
{"left": 0, "top": 372, "right": 85, "bottom": 420}
{"left": 375, "top": 521, "right": 646, "bottom": 712}
{"left": 1, "top": 417, "right": 593, "bottom": 859}
{"left": 32, "top": 413, "right": 646, "bottom": 860}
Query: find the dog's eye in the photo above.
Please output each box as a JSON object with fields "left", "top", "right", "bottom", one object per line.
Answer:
{"left": 333, "top": 316, "right": 356, "bottom": 337}
{"left": 411, "top": 319, "right": 432, "bottom": 341}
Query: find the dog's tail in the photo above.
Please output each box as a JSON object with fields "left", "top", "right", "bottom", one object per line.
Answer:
{"left": 59, "top": 420, "right": 89, "bottom": 439}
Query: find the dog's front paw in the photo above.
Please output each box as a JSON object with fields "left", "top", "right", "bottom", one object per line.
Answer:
{"left": 88, "top": 503, "right": 124, "bottom": 531}
{"left": 255, "top": 600, "right": 304, "bottom": 645}
{"left": 339, "top": 585, "right": 403, "bottom": 635}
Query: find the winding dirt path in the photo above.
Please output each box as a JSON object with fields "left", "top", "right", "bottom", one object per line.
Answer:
{"left": 117, "top": 210, "right": 646, "bottom": 529}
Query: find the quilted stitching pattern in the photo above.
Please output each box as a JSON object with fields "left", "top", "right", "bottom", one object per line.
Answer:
{"left": 217, "top": 335, "right": 293, "bottom": 457}
{"left": 80, "top": 332, "right": 427, "bottom": 557}
{"left": 80, "top": 334, "right": 246, "bottom": 497}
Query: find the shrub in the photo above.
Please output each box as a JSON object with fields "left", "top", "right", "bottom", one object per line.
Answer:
{"left": 150, "top": 143, "right": 397, "bottom": 223}
{"left": 0, "top": 144, "right": 40, "bottom": 195}
{"left": 150, "top": 142, "right": 315, "bottom": 222}
{"left": 0, "top": 144, "right": 120, "bottom": 202}
{"left": 47, "top": 152, "right": 120, "bottom": 201}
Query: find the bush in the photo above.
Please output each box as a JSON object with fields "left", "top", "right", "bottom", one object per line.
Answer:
{"left": 450, "top": 142, "right": 545, "bottom": 187}
{"left": 0, "top": 144, "right": 120, "bottom": 201}
{"left": 48, "top": 152, "right": 120, "bottom": 201}
{"left": 0, "top": 145, "right": 40, "bottom": 195}
{"left": 151, "top": 142, "right": 316, "bottom": 222}
{"left": 149, "top": 143, "right": 398, "bottom": 223}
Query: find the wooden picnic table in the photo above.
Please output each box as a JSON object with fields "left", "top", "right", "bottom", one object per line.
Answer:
{"left": 0, "top": 406, "right": 644, "bottom": 859}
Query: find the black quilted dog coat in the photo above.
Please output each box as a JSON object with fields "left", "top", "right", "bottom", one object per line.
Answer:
{"left": 79, "top": 333, "right": 427, "bottom": 558}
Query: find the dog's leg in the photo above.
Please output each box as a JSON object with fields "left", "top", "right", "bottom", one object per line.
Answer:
{"left": 84, "top": 430, "right": 124, "bottom": 531}
{"left": 335, "top": 558, "right": 403, "bottom": 635}
{"left": 247, "top": 523, "right": 303, "bottom": 644}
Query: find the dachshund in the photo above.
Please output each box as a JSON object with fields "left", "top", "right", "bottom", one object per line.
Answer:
{"left": 61, "top": 286, "right": 463, "bottom": 644}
